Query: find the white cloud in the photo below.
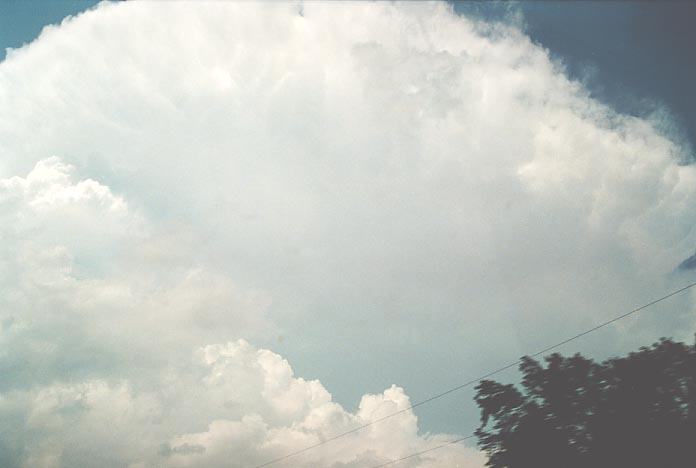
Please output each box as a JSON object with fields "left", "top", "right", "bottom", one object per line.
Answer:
{"left": 0, "top": 158, "right": 274, "bottom": 391}
{"left": 1, "top": 1, "right": 695, "bottom": 466}
{"left": 0, "top": 158, "right": 478, "bottom": 466}
{"left": 2, "top": 340, "right": 484, "bottom": 468}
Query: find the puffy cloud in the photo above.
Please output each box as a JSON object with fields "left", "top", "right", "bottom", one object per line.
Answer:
{"left": 1, "top": 0, "right": 695, "bottom": 466}
{"left": 0, "top": 158, "right": 476, "bottom": 466}
{"left": 1, "top": 340, "right": 484, "bottom": 468}
{"left": 0, "top": 158, "right": 273, "bottom": 392}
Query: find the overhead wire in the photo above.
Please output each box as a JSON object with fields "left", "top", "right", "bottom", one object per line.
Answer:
{"left": 368, "top": 435, "right": 476, "bottom": 468}
{"left": 251, "top": 280, "right": 696, "bottom": 468}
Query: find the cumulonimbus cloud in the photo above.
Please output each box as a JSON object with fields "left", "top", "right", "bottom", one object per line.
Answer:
{"left": 1, "top": 1, "right": 695, "bottom": 467}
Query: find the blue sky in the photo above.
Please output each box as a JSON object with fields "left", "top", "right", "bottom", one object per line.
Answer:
{"left": 457, "top": 1, "right": 696, "bottom": 154}
{"left": 1, "top": 2, "right": 695, "bottom": 467}
{"left": 0, "top": 1, "right": 100, "bottom": 56}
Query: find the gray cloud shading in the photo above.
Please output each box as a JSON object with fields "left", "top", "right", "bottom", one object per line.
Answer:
{"left": 0, "top": 1, "right": 694, "bottom": 467}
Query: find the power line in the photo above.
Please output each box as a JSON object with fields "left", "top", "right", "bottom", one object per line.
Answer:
{"left": 368, "top": 434, "right": 476, "bottom": 468}
{"left": 251, "top": 280, "right": 696, "bottom": 468}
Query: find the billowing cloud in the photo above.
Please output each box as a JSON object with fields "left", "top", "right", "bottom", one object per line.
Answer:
{"left": 0, "top": 158, "right": 275, "bottom": 393}
{"left": 3, "top": 339, "right": 484, "bottom": 468}
{"left": 1, "top": 1, "right": 695, "bottom": 466}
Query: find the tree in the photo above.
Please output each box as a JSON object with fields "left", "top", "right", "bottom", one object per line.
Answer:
{"left": 474, "top": 337, "right": 696, "bottom": 468}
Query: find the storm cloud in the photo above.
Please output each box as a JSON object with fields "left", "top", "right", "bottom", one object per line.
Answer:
{"left": 1, "top": 1, "right": 695, "bottom": 467}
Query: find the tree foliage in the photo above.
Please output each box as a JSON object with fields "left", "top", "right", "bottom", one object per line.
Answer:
{"left": 474, "top": 337, "right": 696, "bottom": 468}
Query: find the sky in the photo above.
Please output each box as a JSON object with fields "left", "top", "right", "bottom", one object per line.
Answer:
{"left": 1, "top": 2, "right": 695, "bottom": 468}
{"left": 455, "top": 1, "right": 696, "bottom": 158}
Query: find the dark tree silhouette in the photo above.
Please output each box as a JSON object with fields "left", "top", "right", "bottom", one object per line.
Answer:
{"left": 474, "top": 337, "right": 696, "bottom": 468}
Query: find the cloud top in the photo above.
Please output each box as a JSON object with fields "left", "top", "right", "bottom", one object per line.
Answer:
{"left": 1, "top": 1, "right": 695, "bottom": 466}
